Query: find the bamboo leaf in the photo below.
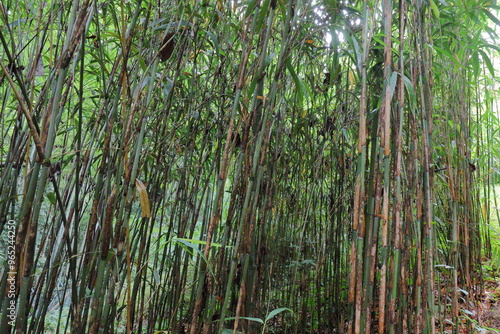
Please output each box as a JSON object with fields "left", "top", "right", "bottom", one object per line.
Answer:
{"left": 430, "top": 44, "right": 463, "bottom": 67}
{"left": 171, "top": 238, "right": 216, "bottom": 277}
{"left": 285, "top": 58, "right": 307, "bottom": 111}
{"left": 348, "top": 69, "right": 355, "bottom": 91}
{"left": 470, "top": 51, "right": 480, "bottom": 77}
{"left": 163, "top": 78, "right": 174, "bottom": 98}
{"left": 174, "top": 237, "right": 229, "bottom": 248}
{"left": 205, "top": 30, "right": 221, "bottom": 57}
{"left": 159, "top": 32, "right": 176, "bottom": 61}
{"left": 482, "top": 8, "right": 500, "bottom": 26}
{"left": 244, "top": 0, "right": 259, "bottom": 18}
{"left": 347, "top": 34, "right": 362, "bottom": 71}
{"left": 264, "top": 307, "right": 294, "bottom": 322}
{"left": 221, "top": 316, "right": 264, "bottom": 324}
{"left": 402, "top": 75, "right": 416, "bottom": 112}
{"left": 476, "top": 49, "right": 496, "bottom": 78}
{"left": 154, "top": 20, "right": 193, "bottom": 32}
{"left": 429, "top": 0, "right": 440, "bottom": 19}
{"left": 264, "top": 52, "right": 276, "bottom": 69}
{"left": 47, "top": 192, "right": 57, "bottom": 205}
{"left": 135, "top": 179, "right": 151, "bottom": 218}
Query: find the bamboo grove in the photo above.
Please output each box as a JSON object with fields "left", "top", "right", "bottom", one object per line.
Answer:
{"left": 0, "top": 0, "right": 499, "bottom": 333}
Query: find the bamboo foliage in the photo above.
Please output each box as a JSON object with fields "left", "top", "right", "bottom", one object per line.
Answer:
{"left": 0, "top": 0, "right": 497, "bottom": 333}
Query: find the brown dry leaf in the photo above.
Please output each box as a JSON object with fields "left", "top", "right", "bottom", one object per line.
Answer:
{"left": 159, "top": 32, "right": 176, "bottom": 61}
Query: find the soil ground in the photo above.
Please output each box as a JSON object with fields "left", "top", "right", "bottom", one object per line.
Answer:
{"left": 478, "top": 278, "right": 500, "bottom": 333}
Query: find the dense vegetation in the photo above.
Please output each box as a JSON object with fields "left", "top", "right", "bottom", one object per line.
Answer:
{"left": 0, "top": 0, "right": 499, "bottom": 333}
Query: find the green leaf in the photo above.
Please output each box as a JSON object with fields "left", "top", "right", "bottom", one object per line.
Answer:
{"left": 429, "top": 0, "right": 440, "bottom": 18}
{"left": 153, "top": 268, "right": 160, "bottom": 285}
{"left": 264, "top": 52, "right": 276, "bottom": 69}
{"left": 482, "top": 8, "right": 500, "bottom": 26}
{"left": 163, "top": 78, "right": 174, "bottom": 98}
{"left": 342, "top": 128, "right": 349, "bottom": 141}
{"left": 256, "top": 0, "right": 270, "bottom": 28}
{"left": 476, "top": 49, "right": 495, "bottom": 78}
{"left": 244, "top": 0, "right": 259, "bottom": 18}
{"left": 470, "top": 51, "right": 480, "bottom": 78}
{"left": 10, "top": 19, "right": 28, "bottom": 27}
{"left": 154, "top": 20, "right": 193, "bottom": 32}
{"left": 205, "top": 31, "right": 220, "bottom": 57}
{"left": 430, "top": 44, "right": 462, "bottom": 67}
{"left": 47, "top": 192, "right": 57, "bottom": 205}
{"left": 173, "top": 237, "right": 228, "bottom": 249}
{"left": 285, "top": 58, "right": 306, "bottom": 110}
{"left": 402, "top": 75, "right": 416, "bottom": 113}
{"left": 170, "top": 238, "right": 215, "bottom": 277}
{"left": 222, "top": 316, "right": 264, "bottom": 324}
{"left": 347, "top": 34, "right": 362, "bottom": 71}
{"left": 265, "top": 307, "right": 294, "bottom": 322}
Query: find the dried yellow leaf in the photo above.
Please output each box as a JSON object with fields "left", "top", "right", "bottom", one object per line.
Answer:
{"left": 135, "top": 179, "right": 151, "bottom": 218}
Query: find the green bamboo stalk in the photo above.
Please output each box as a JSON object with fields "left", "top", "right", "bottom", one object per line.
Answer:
{"left": 348, "top": 1, "right": 374, "bottom": 332}
{"left": 377, "top": 0, "right": 393, "bottom": 331}
{"left": 388, "top": 5, "right": 406, "bottom": 334}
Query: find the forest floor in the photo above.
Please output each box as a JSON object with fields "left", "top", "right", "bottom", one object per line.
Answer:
{"left": 477, "top": 276, "right": 500, "bottom": 333}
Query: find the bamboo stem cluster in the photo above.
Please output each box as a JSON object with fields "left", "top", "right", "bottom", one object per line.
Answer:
{"left": 0, "top": 0, "right": 493, "bottom": 333}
